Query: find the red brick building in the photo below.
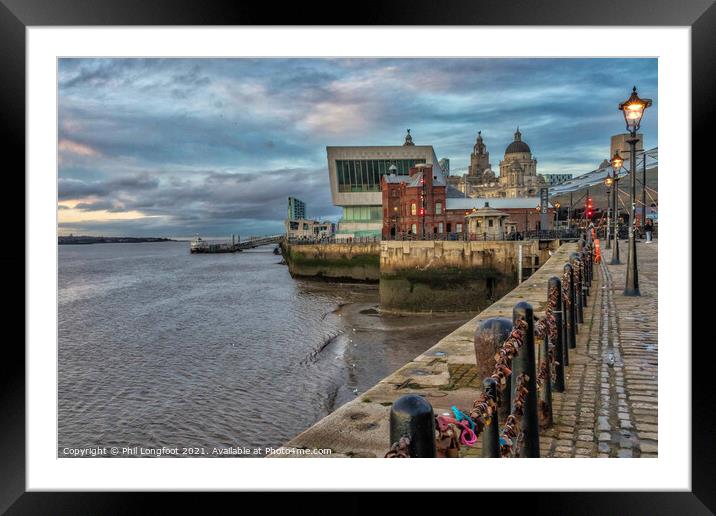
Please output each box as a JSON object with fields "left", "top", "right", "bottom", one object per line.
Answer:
{"left": 381, "top": 164, "right": 554, "bottom": 239}
{"left": 382, "top": 164, "right": 449, "bottom": 239}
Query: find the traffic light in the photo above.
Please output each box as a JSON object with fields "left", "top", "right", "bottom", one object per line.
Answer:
{"left": 586, "top": 197, "right": 593, "bottom": 219}
{"left": 419, "top": 207, "right": 425, "bottom": 216}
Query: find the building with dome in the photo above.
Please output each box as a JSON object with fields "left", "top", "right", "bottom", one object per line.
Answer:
{"left": 447, "top": 128, "right": 546, "bottom": 198}
{"left": 497, "top": 128, "right": 544, "bottom": 197}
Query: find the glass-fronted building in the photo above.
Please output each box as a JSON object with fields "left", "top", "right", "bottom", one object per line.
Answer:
{"left": 287, "top": 197, "right": 306, "bottom": 220}
{"left": 326, "top": 145, "right": 443, "bottom": 238}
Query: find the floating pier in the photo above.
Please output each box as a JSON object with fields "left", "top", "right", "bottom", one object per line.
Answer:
{"left": 190, "top": 234, "right": 283, "bottom": 254}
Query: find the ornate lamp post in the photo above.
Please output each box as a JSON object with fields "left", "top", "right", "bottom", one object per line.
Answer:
{"left": 604, "top": 172, "right": 614, "bottom": 249}
{"left": 618, "top": 86, "right": 652, "bottom": 296}
{"left": 554, "top": 202, "right": 561, "bottom": 230}
{"left": 609, "top": 151, "right": 623, "bottom": 263}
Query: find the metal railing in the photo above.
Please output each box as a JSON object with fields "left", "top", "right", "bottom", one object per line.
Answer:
{"left": 386, "top": 231, "right": 596, "bottom": 458}
{"left": 286, "top": 236, "right": 378, "bottom": 245}
{"left": 286, "top": 228, "right": 594, "bottom": 245}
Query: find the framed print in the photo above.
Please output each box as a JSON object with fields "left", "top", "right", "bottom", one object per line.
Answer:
{"left": 4, "top": 0, "right": 712, "bottom": 511}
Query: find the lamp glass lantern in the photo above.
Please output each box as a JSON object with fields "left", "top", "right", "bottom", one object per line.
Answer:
{"left": 604, "top": 172, "right": 614, "bottom": 190}
{"left": 610, "top": 150, "right": 623, "bottom": 179}
{"left": 619, "top": 86, "right": 652, "bottom": 134}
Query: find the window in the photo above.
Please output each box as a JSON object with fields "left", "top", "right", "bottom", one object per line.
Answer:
{"left": 489, "top": 219, "right": 494, "bottom": 227}
{"left": 411, "top": 203, "right": 417, "bottom": 216}
{"left": 336, "top": 159, "right": 426, "bottom": 192}
{"left": 435, "top": 202, "right": 442, "bottom": 215}
{"left": 447, "top": 223, "right": 452, "bottom": 233}
{"left": 456, "top": 223, "right": 463, "bottom": 232}
{"left": 438, "top": 222, "right": 444, "bottom": 233}
{"left": 411, "top": 223, "right": 417, "bottom": 234}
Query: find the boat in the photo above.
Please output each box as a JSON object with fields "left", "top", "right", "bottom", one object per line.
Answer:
{"left": 190, "top": 235, "right": 207, "bottom": 253}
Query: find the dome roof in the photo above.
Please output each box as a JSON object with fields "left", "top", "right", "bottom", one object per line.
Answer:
{"left": 505, "top": 127, "right": 531, "bottom": 155}
{"left": 505, "top": 140, "right": 531, "bottom": 154}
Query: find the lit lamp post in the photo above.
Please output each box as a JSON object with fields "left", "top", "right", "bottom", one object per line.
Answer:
{"left": 618, "top": 86, "right": 652, "bottom": 296}
{"left": 554, "top": 202, "right": 561, "bottom": 230}
{"left": 604, "top": 172, "right": 613, "bottom": 250}
{"left": 609, "top": 151, "right": 623, "bottom": 263}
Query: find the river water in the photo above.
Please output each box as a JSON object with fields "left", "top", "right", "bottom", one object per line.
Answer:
{"left": 58, "top": 241, "right": 471, "bottom": 456}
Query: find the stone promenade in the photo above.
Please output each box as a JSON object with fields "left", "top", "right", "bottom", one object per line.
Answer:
{"left": 512, "top": 239, "right": 658, "bottom": 458}
{"left": 272, "top": 239, "right": 658, "bottom": 458}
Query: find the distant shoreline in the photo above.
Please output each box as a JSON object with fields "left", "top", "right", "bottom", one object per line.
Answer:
{"left": 58, "top": 236, "right": 179, "bottom": 245}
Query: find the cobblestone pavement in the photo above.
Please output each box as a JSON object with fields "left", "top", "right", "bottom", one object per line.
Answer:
{"left": 463, "top": 239, "right": 658, "bottom": 458}
{"left": 540, "top": 239, "right": 658, "bottom": 458}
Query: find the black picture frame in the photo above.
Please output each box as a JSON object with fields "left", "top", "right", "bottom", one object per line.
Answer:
{"left": 3, "top": 0, "right": 708, "bottom": 511}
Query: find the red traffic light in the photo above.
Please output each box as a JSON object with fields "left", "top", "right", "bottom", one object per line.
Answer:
{"left": 419, "top": 208, "right": 425, "bottom": 216}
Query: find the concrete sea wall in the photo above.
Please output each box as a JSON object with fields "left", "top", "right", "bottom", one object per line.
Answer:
{"left": 282, "top": 242, "right": 381, "bottom": 282}
{"left": 379, "top": 240, "right": 553, "bottom": 313}
{"left": 269, "top": 241, "right": 577, "bottom": 458}
{"left": 282, "top": 239, "right": 559, "bottom": 310}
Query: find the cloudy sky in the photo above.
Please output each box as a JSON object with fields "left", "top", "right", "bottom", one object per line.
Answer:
{"left": 58, "top": 58, "right": 657, "bottom": 237}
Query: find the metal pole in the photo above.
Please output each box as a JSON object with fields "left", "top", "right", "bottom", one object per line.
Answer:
{"left": 625, "top": 136, "right": 640, "bottom": 296}
{"left": 563, "top": 263, "right": 577, "bottom": 351}
{"left": 642, "top": 150, "right": 647, "bottom": 235}
{"left": 538, "top": 316, "right": 553, "bottom": 429}
{"left": 570, "top": 252, "right": 584, "bottom": 325}
{"left": 605, "top": 186, "right": 611, "bottom": 250}
{"left": 611, "top": 180, "right": 620, "bottom": 264}
{"left": 389, "top": 394, "right": 436, "bottom": 457}
{"left": 581, "top": 250, "right": 589, "bottom": 306}
{"left": 549, "top": 276, "right": 566, "bottom": 392}
{"left": 511, "top": 302, "right": 540, "bottom": 457}
{"left": 518, "top": 244, "right": 523, "bottom": 284}
{"left": 481, "top": 378, "right": 500, "bottom": 458}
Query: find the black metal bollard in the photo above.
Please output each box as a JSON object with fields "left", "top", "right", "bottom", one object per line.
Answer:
{"left": 564, "top": 262, "right": 577, "bottom": 350}
{"left": 389, "top": 394, "right": 436, "bottom": 457}
{"left": 511, "top": 302, "right": 540, "bottom": 457}
{"left": 580, "top": 250, "right": 589, "bottom": 305}
{"left": 548, "top": 276, "right": 566, "bottom": 392}
{"left": 538, "top": 318, "right": 553, "bottom": 430}
{"left": 580, "top": 244, "right": 591, "bottom": 288}
{"left": 481, "top": 378, "right": 500, "bottom": 458}
{"left": 474, "top": 317, "right": 513, "bottom": 420}
{"left": 570, "top": 252, "right": 584, "bottom": 325}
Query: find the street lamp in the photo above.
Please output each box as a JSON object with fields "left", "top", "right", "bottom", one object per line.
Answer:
{"left": 604, "top": 172, "right": 614, "bottom": 250}
{"left": 619, "top": 86, "right": 651, "bottom": 296}
{"left": 554, "top": 202, "right": 561, "bottom": 230}
{"left": 609, "top": 150, "right": 623, "bottom": 263}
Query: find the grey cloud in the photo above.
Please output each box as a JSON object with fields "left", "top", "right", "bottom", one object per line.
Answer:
{"left": 58, "top": 57, "right": 657, "bottom": 236}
